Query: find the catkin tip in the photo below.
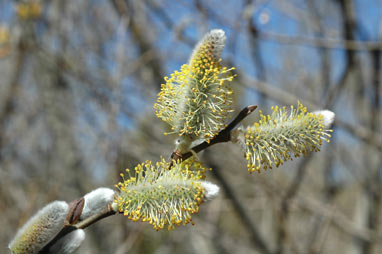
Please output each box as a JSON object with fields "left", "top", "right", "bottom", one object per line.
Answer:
{"left": 201, "top": 181, "right": 220, "bottom": 200}
{"left": 313, "top": 110, "right": 335, "bottom": 128}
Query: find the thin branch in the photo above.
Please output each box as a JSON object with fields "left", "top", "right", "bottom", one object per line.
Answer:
{"left": 76, "top": 204, "right": 117, "bottom": 229}
{"left": 171, "top": 105, "right": 257, "bottom": 163}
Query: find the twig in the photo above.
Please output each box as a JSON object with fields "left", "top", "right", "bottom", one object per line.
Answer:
{"left": 170, "top": 105, "right": 257, "bottom": 163}
{"left": 76, "top": 204, "right": 117, "bottom": 229}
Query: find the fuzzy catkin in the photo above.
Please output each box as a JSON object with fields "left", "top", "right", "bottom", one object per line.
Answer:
{"left": 9, "top": 201, "right": 69, "bottom": 254}
{"left": 154, "top": 29, "right": 235, "bottom": 150}
{"left": 233, "top": 102, "right": 333, "bottom": 173}
{"left": 114, "top": 158, "right": 219, "bottom": 231}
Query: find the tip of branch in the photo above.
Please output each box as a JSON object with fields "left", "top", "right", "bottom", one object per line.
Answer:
{"left": 247, "top": 105, "right": 257, "bottom": 114}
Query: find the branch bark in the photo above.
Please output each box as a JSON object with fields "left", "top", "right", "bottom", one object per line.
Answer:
{"left": 170, "top": 105, "right": 257, "bottom": 164}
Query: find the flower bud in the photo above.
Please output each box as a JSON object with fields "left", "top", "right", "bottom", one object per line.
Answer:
{"left": 155, "top": 29, "right": 235, "bottom": 146}
{"left": 233, "top": 102, "right": 334, "bottom": 173}
{"left": 49, "top": 229, "right": 85, "bottom": 254}
{"left": 80, "top": 188, "right": 115, "bottom": 220}
{"left": 9, "top": 201, "right": 69, "bottom": 254}
{"left": 114, "top": 158, "right": 217, "bottom": 230}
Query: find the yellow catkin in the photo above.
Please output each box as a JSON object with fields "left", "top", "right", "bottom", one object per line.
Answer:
{"left": 114, "top": 158, "right": 208, "bottom": 230}
{"left": 154, "top": 29, "right": 235, "bottom": 142}
{"left": 243, "top": 102, "right": 332, "bottom": 173}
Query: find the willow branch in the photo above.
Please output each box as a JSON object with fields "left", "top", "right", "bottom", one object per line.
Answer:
{"left": 40, "top": 105, "right": 257, "bottom": 253}
{"left": 170, "top": 105, "right": 257, "bottom": 163}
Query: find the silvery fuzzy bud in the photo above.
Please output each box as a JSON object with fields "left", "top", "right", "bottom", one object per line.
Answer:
{"left": 48, "top": 229, "right": 85, "bottom": 254}
{"left": 9, "top": 201, "right": 69, "bottom": 254}
{"left": 313, "top": 110, "right": 335, "bottom": 128}
{"left": 201, "top": 181, "right": 220, "bottom": 200}
{"left": 80, "top": 188, "right": 115, "bottom": 220}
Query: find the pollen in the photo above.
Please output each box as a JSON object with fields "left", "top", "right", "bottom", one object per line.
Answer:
{"left": 114, "top": 158, "right": 208, "bottom": 230}
{"left": 154, "top": 29, "right": 234, "bottom": 141}
{"left": 242, "top": 102, "right": 333, "bottom": 173}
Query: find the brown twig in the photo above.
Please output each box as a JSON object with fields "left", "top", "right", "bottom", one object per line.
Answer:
{"left": 170, "top": 105, "right": 257, "bottom": 163}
